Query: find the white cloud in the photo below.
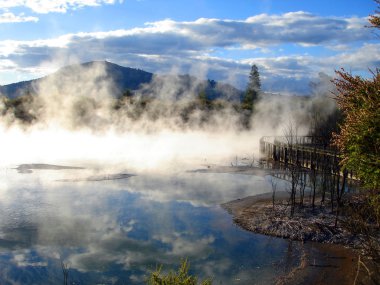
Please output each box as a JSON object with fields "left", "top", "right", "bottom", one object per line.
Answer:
{"left": 0, "top": 12, "right": 38, "bottom": 23}
{"left": 0, "top": 12, "right": 372, "bottom": 61}
{"left": 0, "top": 0, "right": 120, "bottom": 14}
{"left": 331, "top": 43, "right": 380, "bottom": 70}
{"left": 0, "top": 13, "right": 377, "bottom": 93}
{"left": 1, "top": 37, "right": 378, "bottom": 93}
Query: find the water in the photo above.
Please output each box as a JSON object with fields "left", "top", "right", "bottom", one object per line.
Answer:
{"left": 0, "top": 166, "right": 300, "bottom": 284}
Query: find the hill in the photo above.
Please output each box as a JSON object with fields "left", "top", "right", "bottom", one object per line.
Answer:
{"left": 0, "top": 61, "right": 242, "bottom": 101}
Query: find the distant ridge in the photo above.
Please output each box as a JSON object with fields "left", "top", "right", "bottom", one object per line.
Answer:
{"left": 62, "top": 61, "right": 154, "bottom": 91}
{"left": 0, "top": 61, "right": 153, "bottom": 99}
{"left": 0, "top": 61, "right": 242, "bottom": 101}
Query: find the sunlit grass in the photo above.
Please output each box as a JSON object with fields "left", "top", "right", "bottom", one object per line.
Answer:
{"left": 147, "top": 259, "right": 212, "bottom": 285}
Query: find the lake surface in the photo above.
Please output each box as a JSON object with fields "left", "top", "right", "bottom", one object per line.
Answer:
{"left": 0, "top": 165, "right": 302, "bottom": 284}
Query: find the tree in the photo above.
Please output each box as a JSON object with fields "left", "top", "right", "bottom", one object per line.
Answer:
{"left": 248, "top": 64, "right": 261, "bottom": 92}
{"left": 333, "top": 70, "right": 380, "bottom": 190}
{"left": 242, "top": 64, "right": 261, "bottom": 111}
{"left": 198, "top": 90, "right": 209, "bottom": 108}
{"left": 333, "top": 0, "right": 380, "bottom": 193}
{"left": 283, "top": 120, "right": 302, "bottom": 217}
{"left": 369, "top": 0, "right": 380, "bottom": 28}
{"left": 333, "top": 2, "right": 380, "bottom": 277}
{"left": 122, "top": 89, "right": 133, "bottom": 97}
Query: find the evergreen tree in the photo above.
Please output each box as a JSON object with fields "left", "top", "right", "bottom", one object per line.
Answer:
{"left": 198, "top": 90, "right": 209, "bottom": 108}
{"left": 242, "top": 64, "right": 261, "bottom": 111}
{"left": 248, "top": 64, "right": 261, "bottom": 93}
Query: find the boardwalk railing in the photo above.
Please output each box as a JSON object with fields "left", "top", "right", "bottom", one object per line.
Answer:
{"left": 259, "top": 136, "right": 342, "bottom": 174}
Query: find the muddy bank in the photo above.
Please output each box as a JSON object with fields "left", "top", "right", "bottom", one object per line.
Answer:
{"left": 275, "top": 242, "right": 358, "bottom": 285}
{"left": 222, "top": 193, "right": 375, "bottom": 285}
{"left": 222, "top": 192, "right": 362, "bottom": 246}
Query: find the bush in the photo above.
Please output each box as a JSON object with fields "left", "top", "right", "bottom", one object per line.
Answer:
{"left": 146, "top": 260, "right": 212, "bottom": 285}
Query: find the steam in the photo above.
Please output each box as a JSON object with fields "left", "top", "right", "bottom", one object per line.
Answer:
{"left": 0, "top": 62, "right": 338, "bottom": 172}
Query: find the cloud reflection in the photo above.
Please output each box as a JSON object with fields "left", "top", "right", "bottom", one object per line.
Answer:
{"left": 0, "top": 168, "right": 290, "bottom": 284}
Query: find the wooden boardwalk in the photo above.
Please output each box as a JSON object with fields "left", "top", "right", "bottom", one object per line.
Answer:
{"left": 259, "top": 136, "right": 340, "bottom": 174}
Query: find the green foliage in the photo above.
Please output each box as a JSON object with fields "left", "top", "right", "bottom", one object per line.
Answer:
{"left": 369, "top": 0, "right": 380, "bottom": 28}
{"left": 241, "top": 89, "right": 257, "bottom": 111}
{"left": 242, "top": 64, "right": 261, "bottom": 111}
{"left": 248, "top": 64, "right": 261, "bottom": 92}
{"left": 146, "top": 260, "right": 212, "bottom": 285}
{"left": 198, "top": 90, "right": 209, "bottom": 108}
{"left": 122, "top": 89, "right": 133, "bottom": 98}
{"left": 2, "top": 93, "right": 38, "bottom": 123}
{"left": 370, "top": 192, "right": 380, "bottom": 225}
{"left": 333, "top": 69, "right": 380, "bottom": 191}
{"left": 333, "top": 5, "right": 380, "bottom": 270}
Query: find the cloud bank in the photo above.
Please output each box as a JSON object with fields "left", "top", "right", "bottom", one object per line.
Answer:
{"left": 0, "top": 12, "right": 377, "bottom": 93}
{"left": 0, "top": 12, "right": 38, "bottom": 23}
{"left": 0, "top": 0, "right": 121, "bottom": 14}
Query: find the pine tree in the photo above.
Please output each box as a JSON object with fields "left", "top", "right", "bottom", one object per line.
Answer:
{"left": 242, "top": 64, "right": 261, "bottom": 111}
{"left": 248, "top": 64, "right": 261, "bottom": 93}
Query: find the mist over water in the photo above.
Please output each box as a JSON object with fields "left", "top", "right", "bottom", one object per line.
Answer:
{"left": 0, "top": 167, "right": 297, "bottom": 284}
{"left": 0, "top": 62, "right": 337, "bottom": 173}
{"left": 0, "top": 62, "right": 342, "bottom": 284}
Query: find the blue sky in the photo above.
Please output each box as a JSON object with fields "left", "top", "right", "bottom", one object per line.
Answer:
{"left": 0, "top": 0, "right": 378, "bottom": 94}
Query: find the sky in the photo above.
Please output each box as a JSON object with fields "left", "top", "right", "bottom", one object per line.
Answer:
{"left": 0, "top": 0, "right": 378, "bottom": 94}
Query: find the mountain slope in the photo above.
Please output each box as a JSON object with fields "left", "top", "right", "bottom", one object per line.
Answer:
{"left": 0, "top": 61, "right": 153, "bottom": 99}
{"left": 0, "top": 61, "right": 242, "bottom": 101}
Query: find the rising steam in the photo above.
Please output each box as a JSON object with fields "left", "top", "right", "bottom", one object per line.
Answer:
{"left": 0, "top": 62, "right": 337, "bottom": 173}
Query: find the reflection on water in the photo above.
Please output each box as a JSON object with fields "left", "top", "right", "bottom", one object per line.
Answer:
{"left": 0, "top": 166, "right": 298, "bottom": 284}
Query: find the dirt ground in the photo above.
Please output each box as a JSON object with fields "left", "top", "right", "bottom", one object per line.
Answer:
{"left": 222, "top": 192, "right": 376, "bottom": 285}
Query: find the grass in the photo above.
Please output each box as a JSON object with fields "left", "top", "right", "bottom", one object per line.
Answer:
{"left": 146, "top": 259, "right": 212, "bottom": 285}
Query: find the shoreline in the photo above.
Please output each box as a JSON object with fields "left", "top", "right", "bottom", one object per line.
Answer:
{"left": 222, "top": 192, "right": 362, "bottom": 246}
{"left": 221, "top": 192, "right": 370, "bottom": 285}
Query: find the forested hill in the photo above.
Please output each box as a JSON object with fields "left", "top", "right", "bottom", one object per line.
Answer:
{"left": 0, "top": 61, "right": 242, "bottom": 101}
